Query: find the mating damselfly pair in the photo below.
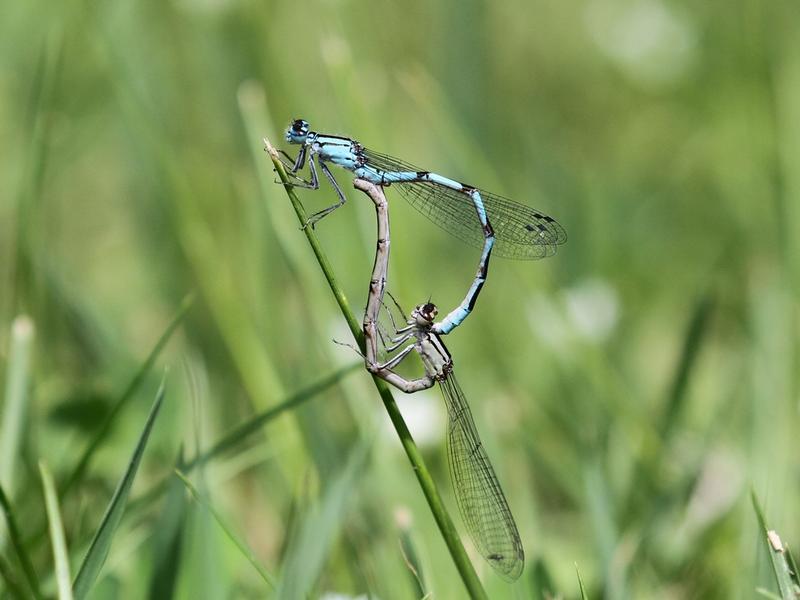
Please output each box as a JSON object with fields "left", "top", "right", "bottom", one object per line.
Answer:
{"left": 276, "top": 119, "right": 566, "bottom": 581}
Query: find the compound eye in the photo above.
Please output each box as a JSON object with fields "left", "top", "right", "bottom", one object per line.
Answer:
{"left": 417, "top": 303, "right": 437, "bottom": 322}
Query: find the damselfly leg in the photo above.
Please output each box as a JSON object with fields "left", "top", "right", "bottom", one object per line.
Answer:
{"left": 305, "top": 160, "right": 348, "bottom": 227}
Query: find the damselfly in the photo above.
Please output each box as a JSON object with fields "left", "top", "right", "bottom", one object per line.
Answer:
{"left": 356, "top": 179, "right": 524, "bottom": 580}
{"left": 278, "top": 119, "right": 567, "bottom": 335}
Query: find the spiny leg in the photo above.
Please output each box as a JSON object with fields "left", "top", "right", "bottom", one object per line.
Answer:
{"left": 384, "top": 331, "right": 414, "bottom": 354}
{"left": 385, "top": 290, "right": 410, "bottom": 323}
{"left": 279, "top": 147, "right": 307, "bottom": 174}
{"left": 332, "top": 337, "right": 365, "bottom": 358}
{"left": 376, "top": 312, "right": 412, "bottom": 354}
{"left": 375, "top": 368, "right": 435, "bottom": 393}
{"left": 376, "top": 320, "right": 392, "bottom": 350}
{"left": 278, "top": 148, "right": 320, "bottom": 190}
{"left": 366, "top": 342, "right": 435, "bottom": 393}
{"left": 369, "top": 342, "right": 416, "bottom": 371}
{"left": 380, "top": 291, "right": 413, "bottom": 338}
{"left": 304, "top": 159, "right": 348, "bottom": 229}
{"left": 274, "top": 146, "right": 317, "bottom": 188}
{"left": 375, "top": 318, "right": 414, "bottom": 357}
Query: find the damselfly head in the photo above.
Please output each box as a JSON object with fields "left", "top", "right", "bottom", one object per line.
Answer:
{"left": 285, "top": 119, "right": 310, "bottom": 144}
{"left": 412, "top": 302, "right": 438, "bottom": 325}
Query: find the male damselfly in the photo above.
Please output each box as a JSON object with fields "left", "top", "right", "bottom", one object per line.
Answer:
{"left": 278, "top": 119, "right": 566, "bottom": 335}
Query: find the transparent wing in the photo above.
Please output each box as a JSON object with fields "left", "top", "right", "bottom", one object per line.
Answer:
{"left": 439, "top": 374, "right": 524, "bottom": 580}
{"left": 363, "top": 148, "right": 567, "bottom": 260}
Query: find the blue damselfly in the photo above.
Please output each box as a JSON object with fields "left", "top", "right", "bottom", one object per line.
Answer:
{"left": 278, "top": 119, "right": 567, "bottom": 335}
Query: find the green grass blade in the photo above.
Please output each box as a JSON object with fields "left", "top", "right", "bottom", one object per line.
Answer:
{"left": 11, "top": 28, "right": 62, "bottom": 316}
{"left": 61, "top": 293, "right": 192, "bottom": 496}
{"left": 396, "top": 508, "right": 428, "bottom": 598}
{"left": 147, "top": 452, "right": 188, "bottom": 600}
{"left": 0, "top": 483, "right": 42, "bottom": 600}
{"left": 265, "top": 137, "right": 488, "bottom": 600}
{"left": 72, "top": 378, "right": 167, "bottom": 599}
{"left": 622, "top": 292, "right": 716, "bottom": 525}
{"left": 0, "top": 554, "right": 29, "bottom": 600}
{"left": 660, "top": 293, "right": 715, "bottom": 438}
{"left": 530, "top": 557, "right": 558, "bottom": 600}
{"left": 174, "top": 470, "right": 275, "bottom": 588}
{"left": 583, "top": 458, "right": 622, "bottom": 596}
{"left": 39, "top": 462, "right": 73, "bottom": 600}
{"left": 186, "top": 361, "right": 361, "bottom": 470}
{"left": 1, "top": 315, "right": 35, "bottom": 498}
{"left": 127, "top": 363, "right": 360, "bottom": 520}
{"left": 275, "top": 437, "right": 371, "bottom": 599}
{"left": 751, "top": 490, "right": 800, "bottom": 599}
{"left": 576, "top": 563, "right": 589, "bottom": 599}
{"left": 785, "top": 545, "right": 800, "bottom": 588}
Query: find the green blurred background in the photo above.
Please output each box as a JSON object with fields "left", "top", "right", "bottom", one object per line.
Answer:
{"left": 1, "top": 0, "right": 799, "bottom": 598}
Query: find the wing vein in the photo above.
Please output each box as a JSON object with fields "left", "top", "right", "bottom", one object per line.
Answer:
{"left": 440, "top": 374, "right": 524, "bottom": 580}
{"left": 363, "top": 147, "right": 567, "bottom": 260}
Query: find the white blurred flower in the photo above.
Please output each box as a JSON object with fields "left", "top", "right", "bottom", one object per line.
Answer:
{"left": 564, "top": 278, "right": 620, "bottom": 343}
{"left": 381, "top": 389, "right": 444, "bottom": 449}
{"left": 394, "top": 505, "right": 413, "bottom": 529}
{"left": 685, "top": 450, "right": 743, "bottom": 530}
{"left": 527, "top": 293, "right": 571, "bottom": 354}
{"left": 584, "top": 0, "right": 697, "bottom": 88}
{"left": 527, "top": 278, "right": 620, "bottom": 351}
{"left": 321, "top": 35, "right": 352, "bottom": 67}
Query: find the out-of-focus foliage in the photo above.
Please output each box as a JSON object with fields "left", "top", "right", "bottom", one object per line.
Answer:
{"left": 0, "top": 0, "right": 798, "bottom": 598}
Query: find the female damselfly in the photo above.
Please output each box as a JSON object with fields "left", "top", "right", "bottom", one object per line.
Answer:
{"left": 278, "top": 119, "right": 567, "bottom": 335}
{"left": 356, "top": 178, "right": 524, "bottom": 581}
